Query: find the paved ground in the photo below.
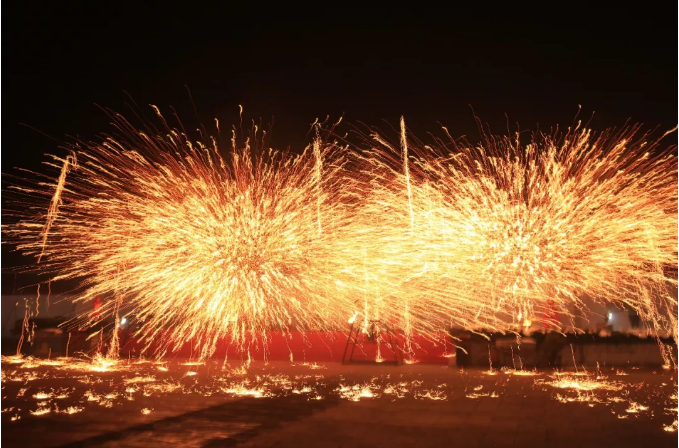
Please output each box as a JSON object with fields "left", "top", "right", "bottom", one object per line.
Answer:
{"left": 1, "top": 360, "right": 677, "bottom": 447}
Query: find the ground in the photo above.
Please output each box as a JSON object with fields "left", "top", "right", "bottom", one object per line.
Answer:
{"left": 1, "top": 358, "right": 677, "bottom": 447}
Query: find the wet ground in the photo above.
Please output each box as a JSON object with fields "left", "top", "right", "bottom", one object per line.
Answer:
{"left": 1, "top": 357, "right": 677, "bottom": 447}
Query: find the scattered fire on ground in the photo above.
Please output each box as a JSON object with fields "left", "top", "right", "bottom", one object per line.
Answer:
{"left": 1, "top": 355, "right": 676, "bottom": 433}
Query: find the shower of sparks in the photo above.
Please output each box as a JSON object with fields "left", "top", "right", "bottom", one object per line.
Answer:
{"left": 2, "top": 106, "right": 678, "bottom": 359}
{"left": 3, "top": 107, "right": 355, "bottom": 359}
{"left": 347, "top": 120, "right": 678, "bottom": 341}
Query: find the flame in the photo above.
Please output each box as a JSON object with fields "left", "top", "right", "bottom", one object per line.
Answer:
{"left": 30, "top": 406, "right": 51, "bottom": 416}
{"left": 61, "top": 406, "right": 84, "bottom": 415}
{"left": 625, "top": 402, "right": 649, "bottom": 413}
{"left": 222, "top": 384, "right": 266, "bottom": 398}
{"left": 32, "top": 392, "right": 52, "bottom": 400}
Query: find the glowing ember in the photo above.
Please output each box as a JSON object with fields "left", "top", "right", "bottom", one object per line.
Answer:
{"left": 543, "top": 375, "right": 622, "bottom": 392}
{"left": 337, "top": 384, "right": 376, "bottom": 401}
{"left": 415, "top": 391, "right": 447, "bottom": 401}
{"left": 84, "top": 390, "right": 101, "bottom": 402}
{"left": 625, "top": 402, "right": 649, "bottom": 413}
{"left": 466, "top": 391, "right": 499, "bottom": 399}
{"left": 502, "top": 368, "right": 539, "bottom": 376}
{"left": 299, "top": 363, "right": 326, "bottom": 370}
{"left": 2, "top": 355, "right": 27, "bottom": 365}
{"left": 32, "top": 392, "right": 53, "bottom": 400}
{"left": 292, "top": 387, "right": 313, "bottom": 394}
{"left": 30, "top": 406, "right": 51, "bottom": 416}
{"left": 222, "top": 384, "right": 266, "bottom": 398}
{"left": 123, "top": 376, "right": 157, "bottom": 384}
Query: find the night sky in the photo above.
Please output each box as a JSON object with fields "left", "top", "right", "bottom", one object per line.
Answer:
{"left": 2, "top": 4, "right": 677, "bottom": 288}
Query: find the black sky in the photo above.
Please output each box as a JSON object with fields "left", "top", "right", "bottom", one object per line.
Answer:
{"left": 3, "top": 4, "right": 677, "bottom": 169}
{"left": 1, "top": 4, "right": 677, "bottom": 285}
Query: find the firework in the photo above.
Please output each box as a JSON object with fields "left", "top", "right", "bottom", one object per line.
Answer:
{"left": 3, "top": 106, "right": 356, "bottom": 359}
{"left": 3, "top": 106, "right": 677, "bottom": 360}
{"left": 345, "top": 119, "right": 678, "bottom": 340}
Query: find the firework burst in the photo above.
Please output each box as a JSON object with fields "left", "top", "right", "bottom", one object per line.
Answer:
{"left": 347, "top": 119, "right": 678, "bottom": 339}
{"left": 3, "top": 107, "right": 356, "bottom": 359}
{"left": 3, "top": 107, "right": 677, "bottom": 360}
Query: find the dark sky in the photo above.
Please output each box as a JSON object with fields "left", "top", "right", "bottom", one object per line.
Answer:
{"left": 3, "top": 4, "right": 677, "bottom": 169}
{"left": 1, "top": 4, "right": 677, "bottom": 287}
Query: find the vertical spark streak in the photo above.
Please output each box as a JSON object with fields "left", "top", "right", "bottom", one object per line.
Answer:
{"left": 313, "top": 133, "right": 323, "bottom": 235}
{"left": 46, "top": 280, "right": 52, "bottom": 316}
{"left": 222, "top": 349, "right": 229, "bottom": 370}
{"left": 16, "top": 300, "right": 29, "bottom": 356}
{"left": 400, "top": 117, "right": 414, "bottom": 357}
{"left": 65, "top": 332, "right": 71, "bottom": 358}
{"left": 108, "top": 295, "right": 123, "bottom": 359}
{"left": 400, "top": 117, "right": 414, "bottom": 231}
{"left": 362, "top": 248, "right": 369, "bottom": 332}
{"left": 37, "top": 153, "right": 76, "bottom": 264}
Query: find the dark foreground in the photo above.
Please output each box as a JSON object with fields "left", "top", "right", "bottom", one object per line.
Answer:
{"left": 1, "top": 358, "right": 677, "bottom": 448}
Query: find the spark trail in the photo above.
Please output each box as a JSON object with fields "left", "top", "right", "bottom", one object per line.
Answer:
{"left": 3, "top": 107, "right": 355, "bottom": 359}
{"left": 348, "top": 120, "right": 678, "bottom": 340}
{"left": 2, "top": 107, "right": 677, "bottom": 359}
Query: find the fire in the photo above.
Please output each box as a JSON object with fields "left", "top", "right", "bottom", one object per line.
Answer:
{"left": 466, "top": 391, "right": 500, "bottom": 399}
{"left": 500, "top": 367, "right": 540, "bottom": 376}
{"left": 123, "top": 376, "right": 157, "bottom": 384}
{"left": 415, "top": 390, "right": 447, "bottom": 401}
{"left": 292, "top": 386, "right": 313, "bottom": 394}
{"left": 2, "top": 355, "right": 27, "bottom": 364}
{"left": 30, "top": 406, "right": 51, "bottom": 416}
{"left": 544, "top": 375, "right": 622, "bottom": 392}
{"left": 32, "top": 392, "right": 53, "bottom": 400}
{"left": 337, "top": 384, "right": 376, "bottom": 401}
{"left": 299, "top": 362, "right": 326, "bottom": 370}
{"left": 625, "top": 402, "right": 649, "bottom": 413}
{"left": 57, "top": 354, "right": 126, "bottom": 373}
{"left": 221, "top": 384, "right": 266, "bottom": 398}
